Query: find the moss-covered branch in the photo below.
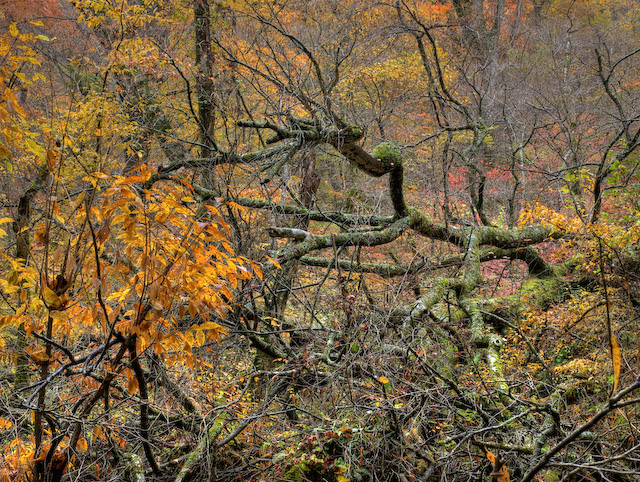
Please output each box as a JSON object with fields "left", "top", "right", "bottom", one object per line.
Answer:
{"left": 266, "top": 227, "right": 312, "bottom": 241}
{"left": 275, "top": 217, "right": 410, "bottom": 262}
{"left": 389, "top": 277, "right": 469, "bottom": 325}
{"left": 297, "top": 245, "right": 553, "bottom": 279}
{"left": 330, "top": 127, "right": 396, "bottom": 177}
{"left": 174, "top": 413, "right": 228, "bottom": 482}
{"left": 123, "top": 453, "right": 145, "bottom": 482}
{"left": 407, "top": 207, "right": 563, "bottom": 249}
{"left": 149, "top": 355, "right": 201, "bottom": 414}
{"left": 299, "top": 255, "right": 426, "bottom": 277}
{"left": 145, "top": 141, "right": 300, "bottom": 188}
{"left": 200, "top": 194, "right": 396, "bottom": 227}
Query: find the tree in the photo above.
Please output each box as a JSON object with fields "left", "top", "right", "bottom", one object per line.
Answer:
{"left": 1, "top": 1, "right": 640, "bottom": 481}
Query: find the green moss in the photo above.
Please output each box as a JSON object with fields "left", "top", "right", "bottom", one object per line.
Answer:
{"left": 373, "top": 142, "right": 402, "bottom": 167}
{"left": 449, "top": 308, "right": 467, "bottom": 323}
{"left": 519, "top": 276, "right": 565, "bottom": 308}
{"left": 283, "top": 464, "right": 307, "bottom": 482}
{"left": 544, "top": 469, "right": 561, "bottom": 482}
{"left": 349, "top": 126, "right": 363, "bottom": 139}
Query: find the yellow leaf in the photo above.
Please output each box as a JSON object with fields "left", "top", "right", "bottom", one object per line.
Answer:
{"left": 198, "top": 321, "right": 219, "bottom": 330}
{"left": 337, "top": 476, "right": 349, "bottom": 482}
{"left": 0, "top": 217, "right": 13, "bottom": 225}
{"left": 42, "top": 286, "right": 61, "bottom": 309}
{"left": 73, "top": 191, "right": 86, "bottom": 210}
{"left": 50, "top": 311, "right": 67, "bottom": 323}
{"left": 195, "top": 329, "right": 205, "bottom": 346}
{"left": 378, "top": 376, "right": 389, "bottom": 385}
{"left": 28, "top": 347, "right": 49, "bottom": 363}
{"left": 611, "top": 332, "right": 621, "bottom": 395}
{"left": 0, "top": 418, "right": 12, "bottom": 430}
{"left": 0, "top": 142, "right": 11, "bottom": 159}
{"left": 9, "top": 22, "right": 18, "bottom": 37}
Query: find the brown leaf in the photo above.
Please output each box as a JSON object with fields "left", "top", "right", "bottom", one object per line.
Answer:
{"left": 97, "top": 223, "right": 110, "bottom": 244}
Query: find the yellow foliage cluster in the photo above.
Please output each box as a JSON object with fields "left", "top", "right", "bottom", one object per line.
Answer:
{"left": 518, "top": 202, "right": 584, "bottom": 235}
{"left": 0, "top": 22, "right": 46, "bottom": 163}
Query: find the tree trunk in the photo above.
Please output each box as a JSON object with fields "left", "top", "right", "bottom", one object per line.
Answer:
{"left": 194, "top": 0, "right": 216, "bottom": 160}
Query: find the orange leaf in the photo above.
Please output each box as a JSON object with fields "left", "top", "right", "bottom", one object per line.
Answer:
{"left": 77, "top": 438, "right": 88, "bottom": 452}
{"left": 611, "top": 332, "right": 621, "bottom": 395}
{"left": 495, "top": 465, "right": 510, "bottom": 482}
{"left": 265, "top": 255, "right": 281, "bottom": 270}
{"left": 127, "top": 373, "right": 139, "bottom": 395}
{"left": 486, "top": 450, "right": 510, "bottom": 482}
{"left": 486, "top": 451, "right": 495, "bottom": 464}
{"left": 46, "top": 150, "right": 57, "bottom": 171}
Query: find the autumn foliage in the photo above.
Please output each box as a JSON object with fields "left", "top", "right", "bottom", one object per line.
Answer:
{"left": 1, "top": 1, "right": 640, "bottom": 482}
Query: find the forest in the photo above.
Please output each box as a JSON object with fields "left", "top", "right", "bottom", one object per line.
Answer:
{"left": 0, "top": 0, "right": 639, "bottom": 481}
